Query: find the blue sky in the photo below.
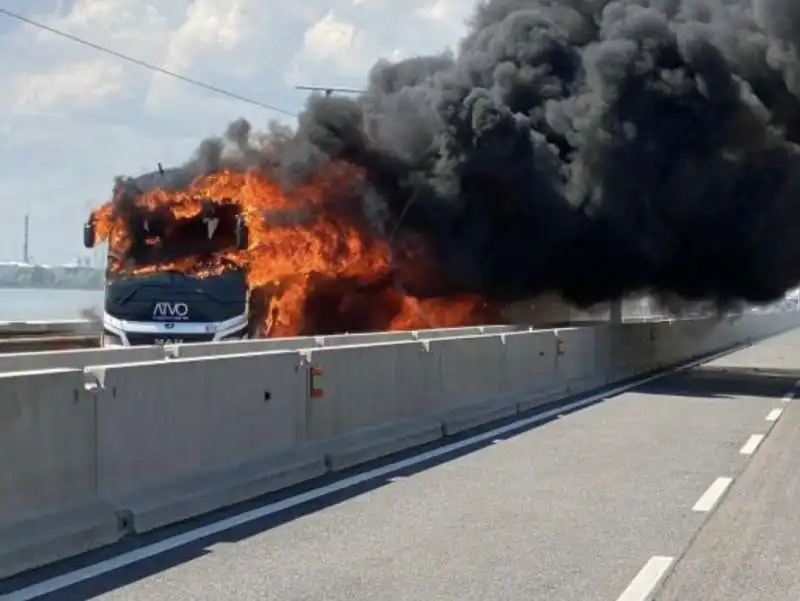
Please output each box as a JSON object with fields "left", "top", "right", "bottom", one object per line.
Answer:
{"left": 0, "top": 0, "right": 465, "bottom": 264}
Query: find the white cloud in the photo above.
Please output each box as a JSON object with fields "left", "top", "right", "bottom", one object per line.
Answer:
{"left": 0, "top": 0, "right": 466, "bottom": 263}
{"left": 287, "top": 0, "right": 465, "bottom": 84}
{"left": 10, "top": 58, "right": 124, "bottom": 115}
{"left": 303, "top": 11, "right": 360, "bottom": 62}
{"left": 291, "top": 11, "right": 374, "bottom": 79}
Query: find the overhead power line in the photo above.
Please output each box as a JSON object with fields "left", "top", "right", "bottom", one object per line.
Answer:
{"left": 295, "top": 84, "right": 366, "bottom": 96}
{"left": 0, "top": 7, "right": 296, "bottom": 117}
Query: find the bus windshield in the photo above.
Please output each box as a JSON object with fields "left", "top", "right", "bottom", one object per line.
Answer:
{"left": 107, "top": 203, "right": 245, "bottom": 275}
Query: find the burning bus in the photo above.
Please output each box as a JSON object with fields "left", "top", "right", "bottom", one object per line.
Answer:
{"left": 83, "top": 167, "right": 255, "bottom": 347}
{"left": 83, "top": 160, "right": 516, "bottom": 346}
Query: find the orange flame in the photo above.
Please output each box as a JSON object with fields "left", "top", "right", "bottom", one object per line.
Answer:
{"left": 90, "top": 162, "right": 501, "bottom": 337}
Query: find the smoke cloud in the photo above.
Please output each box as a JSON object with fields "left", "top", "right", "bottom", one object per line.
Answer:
{"left": 120, "top": 0, "right": 800, "bottom": 307}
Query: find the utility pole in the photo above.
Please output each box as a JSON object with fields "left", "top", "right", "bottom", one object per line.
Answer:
{"left": 23, "top": 214, "right": 30, "bottom": 263}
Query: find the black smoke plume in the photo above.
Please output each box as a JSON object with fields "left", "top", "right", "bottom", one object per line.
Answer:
{"left": 117, "top": 0, "right": 800, "bottom": 307}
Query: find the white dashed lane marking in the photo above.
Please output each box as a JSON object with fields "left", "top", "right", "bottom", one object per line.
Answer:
{"left": 692, "top": 477, "right": 733, "bottom": 513}
{"left": 616, "top": 556, "right": 674, "bottom": 601}
{"left": 621, "top": 383, "right": 799, "bottom": 600}
{"left": 740, "top": 434, "right": 765, "bottom": 455}
{"left": 766, "top": 408, "right": 783, "bottom": 422}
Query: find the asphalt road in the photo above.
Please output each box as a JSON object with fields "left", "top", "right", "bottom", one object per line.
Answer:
{"left": 653, "top": 332, "right": 800, "bottom": 601}
{"left": 6, "top": 328, "right": 800, "bottom": 601}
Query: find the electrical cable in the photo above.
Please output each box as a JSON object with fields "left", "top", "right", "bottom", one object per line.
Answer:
{"left": 0, "top": 7, "right": 296, "bottom": 117}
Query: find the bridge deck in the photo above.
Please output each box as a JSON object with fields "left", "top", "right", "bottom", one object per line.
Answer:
{"left": 5, "top": 328, "right": 800, "bottom": 601}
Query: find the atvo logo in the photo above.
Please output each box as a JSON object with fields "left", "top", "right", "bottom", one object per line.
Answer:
{"left": 153, "top": 302, "right": 189, "bottom": 319}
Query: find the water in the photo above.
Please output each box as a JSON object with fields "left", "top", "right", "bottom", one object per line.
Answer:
{"left": 0, "top": 288, "right": 104, "bottom": 321}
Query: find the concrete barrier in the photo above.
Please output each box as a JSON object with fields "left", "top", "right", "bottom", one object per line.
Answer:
{"left": 0, "top": 368, "right": 118, "bottom": 579}
{"left": 299, "top": 331, "right": 564, "bottom": 467}
{"left": 555, "top": 327, "right": 606, "bottom": 393}
{"left": 86, "top": 351, "right": 319, "bottom": 533}
{"left": 0, "top": 325, "right": 533, "bottom": 373}
{"left": 501, "top": 329, "right": 561, "bottom": 411}
{"left": 3, "top": 310, "right": 800, "bottom": 579}
{"left": 0, "top": 346, "right": 165, "bottom": 373}
{"left": 164, "top": 325, "right": 531, "bottom": 359}
{"left": 302, "top": 341, "right": 439, "bottom": 470}
{"left": 428, "top": 334, "right": 514, "bottom": 434}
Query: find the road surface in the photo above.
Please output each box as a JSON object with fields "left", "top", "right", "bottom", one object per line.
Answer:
{"left": 4, "top": 328, "right": 800, "bottom": 601}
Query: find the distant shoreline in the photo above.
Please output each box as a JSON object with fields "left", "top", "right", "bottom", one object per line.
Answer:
{"left": 0, "top": 262, "right": 104, "bottom": 293}
{"left": 0, "top": 284, "right": 103, "bottom": 292}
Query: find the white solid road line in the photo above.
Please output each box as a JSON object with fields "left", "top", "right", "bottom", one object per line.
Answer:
{"left": 766, "top": 408, "right": 783, "bottom": 422}
{"left": 739, "top": 434, "right": 765, "bottom": 455}
{"left": 616, "top": 556, "right": 674, "bottom": 601}
{"left": 692, "top": 477, "right": 733, "bottom": 513}
{"left": 0, "top": 350, "right": 734, "bottom": 601}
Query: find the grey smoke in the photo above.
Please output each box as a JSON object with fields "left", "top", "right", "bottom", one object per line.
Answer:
{"left": 107, "top": 0, "right": 800, "bottom": 307}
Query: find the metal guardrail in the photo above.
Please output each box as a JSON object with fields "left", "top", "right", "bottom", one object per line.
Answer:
{"left": 0, "top": 335, "right": 99, "bottom": 353}
{"left": 0, "top": 319, "right": 99, "bottom": 336}
{"left": 0, "top": 321, "right": 100, "bottom": 353}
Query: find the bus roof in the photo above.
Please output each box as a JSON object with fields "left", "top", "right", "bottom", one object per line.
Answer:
{"left": 131, "top": 167, "right": 183, "bottom": 193}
